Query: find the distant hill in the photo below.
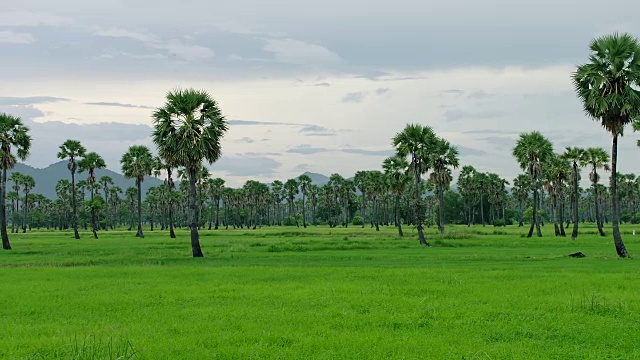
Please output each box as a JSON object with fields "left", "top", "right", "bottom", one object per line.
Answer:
{"left": 298, "top": 172, "right": 330, "bottom": 187}
{"left": 8, "top": 161, "right": 163, "bottom": 199}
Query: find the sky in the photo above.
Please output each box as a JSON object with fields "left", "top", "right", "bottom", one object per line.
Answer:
{"left": 1, "top": 0, "right": 640, "bottom": 187}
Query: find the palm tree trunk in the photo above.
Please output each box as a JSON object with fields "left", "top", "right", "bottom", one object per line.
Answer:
{"left": 559, "top": 198, "right": 566, "bottom": 237}
{"left": 215, "top": 198, "right": 220, "bottom": 230}
{"left": 136, "top": 180, "right": 144, "bottom": 238}
{"left": 361, "top": 192, "right": 366, "bottom": 228}
{"left": 188, "top": 169, "right": 203, "bottom": 257}
{"left": 528, "top": 188, "right": 537, "bottom": 238}
{"left": 610, "top": 135, "right": 629, "bottom": 257}
{"left": 91, "top": 190, "right": 98, "bottom": 239}
{"left": 594, "top": 181, "right": 605, "bottom": 236}
{"left": 302, "top": 194, "right": 307, "bottom": 228}
{"left": 71, "top": 170, "right": 80, "bottom": 239}
{"left": 480, "top": 194, "right": 485, "bottom": 226}
{"left": 552, "top": 194, "right": 559, "bottom": 236}
{"left": 396, "top": 194, "right": 403, "bottom": 236}
{"left": 1, "top": 167, "right": 11, "bottom": 250}
{"left": 168, "top": 199, "right": 176, "bottom": 238}
{"left": 344, "top": 195, "right": 349, "bottom": 228}
{"left": 571, "top": 164, "right": 579, "bottom": 240}
{"left": 438, "top": 183, "right": 445, "bottom": 233}
{"left": 414, "top": 171, "right": 428, "bottom": 246}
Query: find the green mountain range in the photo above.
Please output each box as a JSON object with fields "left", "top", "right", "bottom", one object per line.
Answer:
{"left": 8, "top": 161, "right": 163, "bottom": 199}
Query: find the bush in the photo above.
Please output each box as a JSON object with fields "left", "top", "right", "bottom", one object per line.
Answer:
{"left": 493, "top": 218, "right": 512, "bottom": 227}
{"left": 282, "top": 216, "right": 298, "bottom": 226}
{"left": 352, "top": 216, "right": 364, "bottom": 226}
{"left": 631, "top": 213, "right": 640, "bottom": 224}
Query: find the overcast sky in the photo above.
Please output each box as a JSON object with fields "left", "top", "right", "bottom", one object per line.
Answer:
{"left": 1, "top": 1, "right": 640, "bottom": 187}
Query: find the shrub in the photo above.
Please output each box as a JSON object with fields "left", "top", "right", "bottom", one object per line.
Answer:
{"left": 352, "top": 216, "right": 364, "bottom": 226}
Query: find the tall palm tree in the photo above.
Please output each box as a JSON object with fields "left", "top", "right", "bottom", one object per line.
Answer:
{"left": 284, "top": 179, "right": 299, "bottom": 227}
{"left": 429, "top": 137, "right": 460, "bottom": 233}
{"left": 580, "top": 147, "right": 610, "bottom": 236}
{"left": 512, "top": 174, "right": 531, "bottom": 227}
{"left": 298, "top": 174, "right": 312, "bottom": 228}
{"left": 0, "top": 113, "right": 31, "bottom": 249}
{"left": 20, "top": 174, "right": 35, "bottom": 233}
{"left": 208, "top": 177, "right": 225, "bottom": 230}
{"left": 457, "top": 166, "right": 477, "bottom": 227}
{"left": 8, "top": 172, "right": 23, "bottom": 233}
{"left": 573, "top": 32, "right": 640, "bottom": 258}
{"left": 512, "top": 131, "right": 554, "bottom": 238}
{"left": 57, "top": 139, "right": 86, "bottom": 239}
{"left": 353, "top": 171, "right": 368, "bottom": 228}
{"left": 99, "top": 176, "right": 114, "bottom": 231}
{"left": 78, "top": 152, "right": 106, "bottom": 238}
{"left": 383, "top": 155, "right": 410, "bottom": 236}
{"left": 393, "top": 124, "right": 437, "bottom": 246}
{"left": 308, "top": 184, "right": 319, "bottom": 225}
{"left": 152, "top": 88, "right": 228, "bottom": 257}
{"left": 121, "top": 145, "right": 154, "bottom": 238}
{"left": 562, "top": 147, "right": 585, "bottom": 240}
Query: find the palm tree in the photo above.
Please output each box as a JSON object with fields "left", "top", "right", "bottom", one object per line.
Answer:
{"left": 308, "top": 184, "right": 319, "bottom": 225}
{"left": 8, "top": 172, "right": 23, "bottom": 233}
{"left": 298, "top": 174, "right": 312, "bottom": 228}
{"left": 393, "top": 124, "right": 437, "bottom": 246}
{"left": 354, "top": 171, "right": 368, "bottom": 228}
{"left": 580, "top": 147, "right": 610, "bottom": 236}
{"left": 562, "top": 147, "right": 584, "bottom": 240}
{"left": 20, "top": 174, "right": 35, "bottom": 233}
{"left": 284, "top": 179, "right": 299, "bottom": 226}
{"left": 429, "top": 137, "right": 460, "bottom": 233}
{"left": 152, "top": 88, "right": 228, "bottom": 257}
{"left": 208, "top": 178, "right": 225, "bottom": 230}
{"left": 0, "top": 113, "right": 31, "bottom": 249}
{"left": 512, "top": 131, "right": 554, "bottom": 238}
{"left": 512, "top": 174, "right": 531, "bottom": 227}
{"left": 99, "top": 176, "right": 114, "bottom": 231}
{"left": 545, "top": 154, "right": 570, "bottom": 236}
{"left": 78, "top": 152, "right": 106, "bottom": 238}
{"left": 57, "top": 139, "right": 86, "bottom": 239}
{"left": 573, "top": 33, "right": 640, "bottom": 258}
{"left": 383, "top": 155, "right": 410, "bottom": 236}
{"left": 121, "top": 145, "right": 154, "bottom": 238}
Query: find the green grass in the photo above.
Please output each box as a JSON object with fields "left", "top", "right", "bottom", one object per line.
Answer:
{"left": 1, "top": 223, "right": 640, "bottom": 359}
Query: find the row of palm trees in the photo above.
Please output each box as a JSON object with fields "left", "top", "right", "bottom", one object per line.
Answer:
{"left": 0, "top": 32, "right": 638, "bottom": 258}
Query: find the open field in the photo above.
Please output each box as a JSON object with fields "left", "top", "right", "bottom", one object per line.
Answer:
{"left": 1, "top": 224, "right": 640, "bottom": 359}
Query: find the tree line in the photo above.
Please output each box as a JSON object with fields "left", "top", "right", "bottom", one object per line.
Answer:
{"left": 0, "top": 32, "right": 639, "bottom": 258}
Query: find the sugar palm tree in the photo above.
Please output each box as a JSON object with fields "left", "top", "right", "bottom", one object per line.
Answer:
{"left": 393, "top": 124, "right": 437, "bottom": 246}
{"left": 20, "top": 174, "right": 35, "bottom": 233}
{"left": 429, "top": 137, "right": 460, "bottom": 233}
{"left": 0, "top": 113, "right": 31, "bottom": 249}
{"left": 78, "top": 152, "right": 106, "bottom": 238}
{"left": 208, "top": 177, "right": 225, "bottom": 230}
{"left": 298, "top": 174, "right": 312, "bottom": 228}
{"left": 353, "top": 171, "right": 368, "bottom": 228}
{"left": 383, "top": 155, "right": 410, "bottom": 236}
{"left": 8, "top": 172, "right": 23, "bottom": 233}
{"left": 57, "top": 139, "right": 86, "bottom": 239}
{"left": 562, "top": 147, "right": 585, "bottom": 240}
{"left": 573, "top": 33, "right": 640, "bottom": 257}
{"left": 99, "top": 176, "right": 114, "bottom": 231}
{"left": 512, "top": 174, "right": 531, "bottom": 227}
{"left": 152, "top": 88, "right": 228, "bottom": 257}
{"left": 121, "top": 145, "right": 154, "bottom": 238}
{"left": 512, "top": 131, "right": 554, "bottom": 237}
{"left": 284, "top": 178, "right": 299, "bottom": 227}
{"left": 580, "top": 147, "right": 610, "bottom": 236}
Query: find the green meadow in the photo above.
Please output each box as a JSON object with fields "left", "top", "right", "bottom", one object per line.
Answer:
{"left": 1, "top": 224, "right": 639, "bottom": 359}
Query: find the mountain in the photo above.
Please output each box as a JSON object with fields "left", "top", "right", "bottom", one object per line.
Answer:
{"left": 7, "top": 161, "right": 163, "bottom": 199}
{"left": 298, "top": 172, "right": 331, "bottom": 187}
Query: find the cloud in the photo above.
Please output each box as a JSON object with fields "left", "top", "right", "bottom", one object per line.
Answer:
{"left": 213, "top": 154, "right": 281, "bottom": 176}
{"left": 84, "top": 102, "right": 155, "bottom": 109}
{"left": 355, "top": 73, "right": 429, "bottom": 82}
{"left": 457, "top": 146, "right": 489, "bottom": 156}
{"left": 0, "top": 11, "right": 72, "bottom": 27}
{"left": 243, "top": 152, "right": 280, "bottom": 156}
{"left": 468, "top": 90, "right": 493, "bottom": 99}
{"left": 444, "top": 109, "right": 506, "bottom": 122}
{"left": 156, "top": 40, "right": 215, "bottom": 61}
{"left": 440, "top": 89, "right": 465, "bottom": 94}
{"left": 477, "top": 136, "right": 517, "bottom": 149}
{"left": 0, "top": 96, "right": 68, "bottom": 106}
{"left": 341, "top": 92, "right": 366, "bottom": 103}
{"left": 342, "top": 148, "right": 394, "bottom": 156}
{"left": 314, "top": 82, "right": 331, "bottom": 87}
{"left": 93, "top": 27, "right": 161, "bottom": 43}
{"left": 299, "top": 125, "right": 337, "bottom": 137}
{"left": 287, "top": 144, "right": 330, "bottom": 154}
{"left": 462, "top": 129, "right": 516, "bottom": 135}
{"left": 228, "top": 119, "right": 297, "bottom": 126}
{"left": 375, "top": 88, "right": 390, "bottom": 96}
{"left": 287, "top": 144, "right": 393, "bottom": 156}
{"left": 0, "top": 31, "right": 35, "bottom": 44}
{"left": 236, "top": 137, "right": 269, "bottom": 143}
{"left": 263, "top": 38, "right": 342, "bottom": 65}
{"left": 292, "top": 163, "right": 312, "bottom": 172}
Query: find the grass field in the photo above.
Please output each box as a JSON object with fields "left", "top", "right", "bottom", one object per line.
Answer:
{"left": 1, "top": 223, "right": 639, "bottom": 359}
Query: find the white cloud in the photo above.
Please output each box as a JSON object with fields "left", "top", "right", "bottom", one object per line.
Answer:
{"left": 155, "top": 40, "right": 215, "bottom": 61}
{"left": 93, "top": 27, "right": 161, "bottom": 43}
{"left": 263, "top": 38, "right": 342, "bottom": 65}
{"left": 0, "top": 31, "right": 35, "bottom": 44}
{"left": 0, "top": 11, "right": 72, "bottom": 27}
